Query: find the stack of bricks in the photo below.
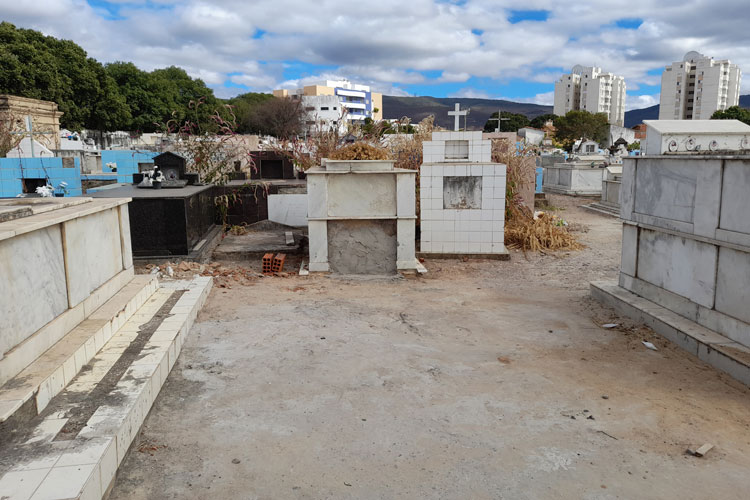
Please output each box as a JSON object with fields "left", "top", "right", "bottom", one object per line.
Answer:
{"left": 262, "top": 253, "right": 286, "bottom": 275}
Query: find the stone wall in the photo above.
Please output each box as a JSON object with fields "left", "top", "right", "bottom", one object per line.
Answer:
{"left": 619, "top": 155, "right": 750, "bottom": 348}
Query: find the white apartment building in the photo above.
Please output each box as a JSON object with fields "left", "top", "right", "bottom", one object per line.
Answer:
{"left": 301, "top": 95, "right": 345, "bottom": 133}
{"left": 274, "top": 79, "right": 383, "bottom": 128}
{"left": 553, "top": 65, "right": 626, "bottom": 127}
{"left": 658, "top": 51, "right": 742, "bottom": 120}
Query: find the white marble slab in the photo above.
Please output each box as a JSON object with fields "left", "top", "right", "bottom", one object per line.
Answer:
{"left": 0, "top": 226, "right": 69, "bottom": 357}
{"left": 64, "top": 208, "right": 124, "bottom": 308}
{"left": 269, "top": 194, "right": 308, "bottom": 227}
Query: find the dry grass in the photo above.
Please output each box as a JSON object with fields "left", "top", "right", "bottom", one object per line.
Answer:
{"left": 505, "top": 212, "right": 584, "bottom": 252}
{"left": 491, "top": 139, "right": 583, "bottom": 252}
{"left": 328, "top": 142, "right": 390, "bottom": 160}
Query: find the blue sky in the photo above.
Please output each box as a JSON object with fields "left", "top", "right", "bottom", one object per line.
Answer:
{"left": 2, "top": 0, "right": 748, "bottom": 110}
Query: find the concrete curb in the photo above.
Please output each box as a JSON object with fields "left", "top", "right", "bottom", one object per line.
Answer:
{"left": 591, "top": 281, "right": 750, "bottom": 387}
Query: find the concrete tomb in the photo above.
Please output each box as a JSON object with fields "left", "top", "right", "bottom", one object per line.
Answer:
{"left": 306, "top": 159, "right": 418, "bottom": 274}
{"left": 0, "top": 197, "right": 132, "bottom": 386}
{"left": 419, "top": 130, "right": 508, "bottom": 256}
{"left": 592, "top": 119, "right": 750, "bottom": 385}
{"left": 543, "top": 149, "right": 609, "bottom": 196}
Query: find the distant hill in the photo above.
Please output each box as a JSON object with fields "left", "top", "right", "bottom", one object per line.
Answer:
{"left": 384, "top": 94, "right": 750, "bottom": 130}
{"left": 624, "top": 105, "right": 659, "bottom": 128}
{"left": 624, "top": 94, "right": 750, "bottom": 128}
{"left": 382, "top": 95, "right": 552, "bottom": 129}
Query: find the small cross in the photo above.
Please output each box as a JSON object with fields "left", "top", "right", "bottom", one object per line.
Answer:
{"left": 487, "top": 110, "right": 510, "bottom": 133}
{"left": 447, "top": 103, "right": 468, "bottom": 131}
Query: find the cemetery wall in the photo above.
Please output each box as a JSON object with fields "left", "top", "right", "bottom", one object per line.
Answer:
{"left": 100, "top": 150, "right": 159, "bottom": 183}
{"left": 0, "top": 157, "right": 83, "bottom": 197}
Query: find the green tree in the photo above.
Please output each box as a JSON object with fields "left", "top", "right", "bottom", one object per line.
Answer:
{"left": 529, "top": 113, "right": 556, "bottom": 129}
{"left": 0, "top": 22, "right": 129, "bottom": 131}
{"left": 483, "top": 111, "right": 529, "bottom": 133}
{"left": 226, "top": 92, "right": 275, "bottom": 133}
{"left": 711, "top": 106, "right": 750, "bottom": 125}
{"left": 246, "top": 97, "right": 305, "bottom": 138}
{"left": 553, "top": 110, "right": 609, "bottom": 151}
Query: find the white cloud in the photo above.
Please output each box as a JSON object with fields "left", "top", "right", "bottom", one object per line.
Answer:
{"left": 448, "top": 88, "right": 492, "bottom": 99}
{"left": 626, "top": 94, "right": 660, "bottom": 110}
{"left": 0, "top": 0, "right": 747, "bottom": 102}
{"left": 511, "top": 92, "right": 555, "bottom": 106}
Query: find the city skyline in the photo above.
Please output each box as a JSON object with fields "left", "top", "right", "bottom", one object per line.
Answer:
{"left": 0, "top": 0, "right": 748, "bottom": 111}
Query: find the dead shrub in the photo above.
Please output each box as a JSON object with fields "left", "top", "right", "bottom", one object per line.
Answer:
{"left": 328, "top": 142, "right": 389, "bottom": 160}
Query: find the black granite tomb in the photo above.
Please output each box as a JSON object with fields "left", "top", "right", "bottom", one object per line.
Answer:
{"left": 90, "top": 184, "right": 216, "bottom": 258}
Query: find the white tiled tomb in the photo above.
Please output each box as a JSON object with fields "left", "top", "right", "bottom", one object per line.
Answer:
{"left": 420, "top": 131, "right": 508, "bottom": 255}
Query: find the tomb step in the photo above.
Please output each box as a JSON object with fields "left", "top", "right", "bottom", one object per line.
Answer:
{"left": 591, "top": 281, "right": 750, "bottom": 386}
{"left": 0, "top": 276, "right": 212, "bottom": 500}
{"left": 582, "top": 202, "right": 620, "bottom": 217}
{"left": 0, "top": 276, "right": 159, "bottom": 425}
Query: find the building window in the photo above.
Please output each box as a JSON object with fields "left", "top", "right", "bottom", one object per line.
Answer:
{"left": 321, "top": 107, "right": 329, "bottom": 110}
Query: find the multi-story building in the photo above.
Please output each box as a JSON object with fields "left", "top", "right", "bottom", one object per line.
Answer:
{"left": 553, "top": 65, "right": 626, "bottom": 127}
{"left": 658, "top": 51, "right": 741, "bottom": 120}
{"left": 273, "top": 80, "right": 383, "bottom": 132}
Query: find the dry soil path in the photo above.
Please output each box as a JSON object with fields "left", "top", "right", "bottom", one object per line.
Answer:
{"left": 111, "top": 195, "right": 750, "bottom": 500}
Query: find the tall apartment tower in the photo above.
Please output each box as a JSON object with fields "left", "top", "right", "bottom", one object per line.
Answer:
{"left": 659, "top": 51, "right": 742, "bottom": 120}
{"left": 553, "top": 65, "right": 626, "bottom": 127}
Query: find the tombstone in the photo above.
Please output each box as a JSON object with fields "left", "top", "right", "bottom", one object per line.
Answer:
{"left": 419, "top": 126, "right": 508, "bottom": 257}
{"left": 153, "top": 152, "right": 186, "bottom": 181}
{"left": 306, "top": 159, "right": 418, "bottom": 274}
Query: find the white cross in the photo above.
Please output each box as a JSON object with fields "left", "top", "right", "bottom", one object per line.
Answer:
{"left": 447, "top": 103, "right": 468, "bottom": 131}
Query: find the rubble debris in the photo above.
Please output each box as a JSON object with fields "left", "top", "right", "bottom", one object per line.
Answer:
{"left": 687, "top": 444, "right": 714, "bottom": 457}
{"left": 642, "top": 341, "right": 658, "bottom": 351}
{"left": 602, "top": 323, "right": 619, "bottom": 329}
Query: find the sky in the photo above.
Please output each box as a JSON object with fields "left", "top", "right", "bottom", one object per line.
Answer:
{"left": 1, "top": 0, "right": 748, "bottom": 111}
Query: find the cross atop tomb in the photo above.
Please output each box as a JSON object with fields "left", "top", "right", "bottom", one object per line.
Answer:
{"left": 486, "top": 110, "right": 509, "bottom": 133}
{"left": 448, "top": 103, "right": 468, "bottom": 131}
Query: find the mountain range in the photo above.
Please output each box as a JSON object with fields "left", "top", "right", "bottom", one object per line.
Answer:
{"left": 382, "top": 94, "right": 750, "bottom": 130}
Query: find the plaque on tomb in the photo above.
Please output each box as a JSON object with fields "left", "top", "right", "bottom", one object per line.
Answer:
{"left": 443, "top": 176, "right": 482, "bottom": 209}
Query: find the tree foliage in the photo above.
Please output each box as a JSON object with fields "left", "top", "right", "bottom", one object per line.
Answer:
{"left": 552, "top": 110, "right": 609, "bottom": 151}
{"left": 0, "top": 22, "right": 130, "bottom": 131}
{"left": 225, "top": 92, "right": 275, "bottom": 133}
{"left": 245, "top": 97, "right": 306, "bottom": 139}
{"left": 529, "top": 113, "right": 556, "bottom": 129}
{"left": 0, "top": 22, "right": 239, "bottom": 133}
{"left": 711, "top": 106, "right": 750, "bottom": 125}
{"left": 483, "top": 111, "right": 530, "bottom": 133}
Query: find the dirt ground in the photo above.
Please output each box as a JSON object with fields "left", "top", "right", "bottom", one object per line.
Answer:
{"left": 111, "top": 195, "right": 750, "bottom": 500}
